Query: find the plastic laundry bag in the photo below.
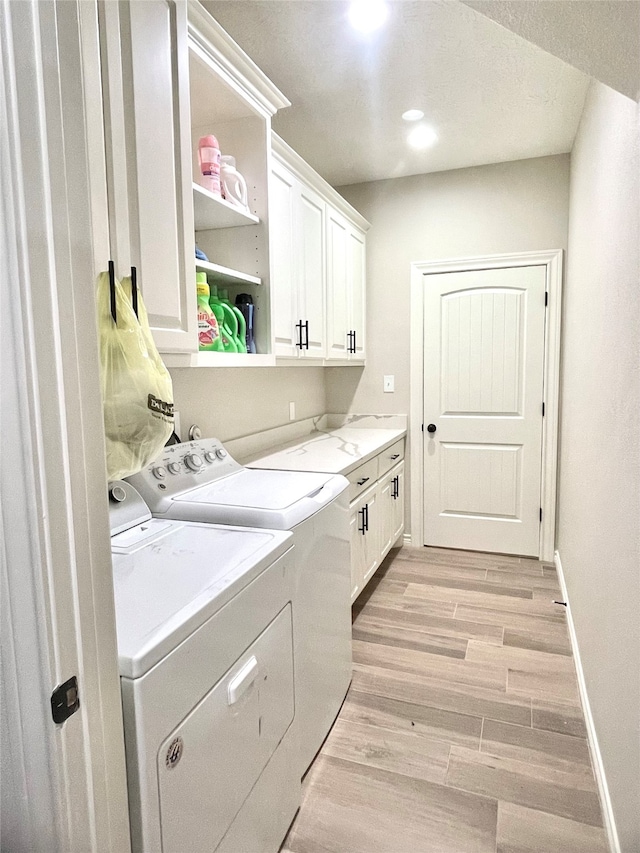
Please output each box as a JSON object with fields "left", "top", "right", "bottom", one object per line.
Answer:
{"left": 97, "top": 270, "right": 174, "bottom": 481}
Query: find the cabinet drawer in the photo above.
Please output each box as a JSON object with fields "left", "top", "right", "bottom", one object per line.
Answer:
{"left": 377, "top": 439, "right": 405, "bottom": 478}
{"left": 347, "top": 457, "right": 378, "bottom": 501}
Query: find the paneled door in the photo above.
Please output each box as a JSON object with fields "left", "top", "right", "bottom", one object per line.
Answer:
{"left": 423, "top": 266, "right": 546, "bottom": 556}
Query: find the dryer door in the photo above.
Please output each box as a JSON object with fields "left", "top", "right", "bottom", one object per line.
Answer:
{"left": 157, "top": 604, "right": 294, "bottom": 853}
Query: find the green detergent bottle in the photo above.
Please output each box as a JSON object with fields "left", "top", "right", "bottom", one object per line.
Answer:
{"left": 208, "top": 283, "right": 237, "bottom": 353}
{"left": 196, "top": 273, "right": 223, "bottom": 351}
{"left": 218, "top": 288, "right": 247, "bottom": 353}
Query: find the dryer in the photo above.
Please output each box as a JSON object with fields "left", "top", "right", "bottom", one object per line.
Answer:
{"left": 127, "top": 437, "right": 352, "bottom": 777}
{"left": 108, "top": 481, "right": 298, "bottom": 853}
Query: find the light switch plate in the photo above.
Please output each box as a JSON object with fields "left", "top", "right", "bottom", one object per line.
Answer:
{"left": 383, "top": 375, "right": 395, "bottom": 393}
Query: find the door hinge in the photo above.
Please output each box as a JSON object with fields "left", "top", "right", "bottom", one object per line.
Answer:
{"left": 539, "top": 507, "right": 543, "bottom": 523}
{"left": 51, "top": 676, "right": 80, "bottom": 725}
{"left": 542, "top": 402, "right": 545, "bottom": 417}
{"left": 545, "top": 292, "right": 548, "bottom": 307}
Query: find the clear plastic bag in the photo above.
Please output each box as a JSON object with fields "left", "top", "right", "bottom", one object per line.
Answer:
{"left": 97, "top": 270, "right": 173, "bottom": 481}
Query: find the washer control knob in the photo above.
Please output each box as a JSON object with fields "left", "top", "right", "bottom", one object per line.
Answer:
{"left": 215, "top": 448, "right": 227, "bottom": 459}
{"left": 204, "top": 451, "right": 216, "bottom": 463}
{"left": 152, "top": 466, "right": 166, "bottom": 480}
{"left": 185, "top": 453, "right": 203, "bottom": 471}
{"left": 168, "top": 462, "right": 181, "bottom": 475}
{"left": 109, "top": 485, "right": 127, "bottom": 503}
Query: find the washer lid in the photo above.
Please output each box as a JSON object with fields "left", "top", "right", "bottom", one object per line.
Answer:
{"left": 111, "top": 519, "right": 292, "bottom": 679}
{"left": 171, "top": 468, "right": 345, "bottom": 528}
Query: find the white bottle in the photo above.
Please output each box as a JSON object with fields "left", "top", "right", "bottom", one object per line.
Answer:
{"left": 220, "top": 155, "right": 248, "bottom": 211}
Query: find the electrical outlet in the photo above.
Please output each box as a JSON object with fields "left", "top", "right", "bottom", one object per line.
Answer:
{"left": 383, "top": 375, "right": 395, "bottom": 393}
{"left": 289, "top": 401, "right": 296, "bottom": 421}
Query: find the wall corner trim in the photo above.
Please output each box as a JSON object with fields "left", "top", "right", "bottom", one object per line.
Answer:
{"left": 554, "top": 550, "right": 621, "bottom": 853}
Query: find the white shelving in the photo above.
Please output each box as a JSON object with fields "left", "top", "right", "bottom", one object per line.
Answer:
{"left": 195, "top": 259, "right": 261, "bottom": 287}
{"left": 162, "top": 351, "right": 275, "bottom": 368}
{"left": 193, "top": 183, "right": 259, "bottom": 230}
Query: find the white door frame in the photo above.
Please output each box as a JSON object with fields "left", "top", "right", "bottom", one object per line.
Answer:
{"left": 1, "top": 1, "right": 130, "bottom": 850}
{"left": 409, "top": 250, "right": 563, "bottom": 563}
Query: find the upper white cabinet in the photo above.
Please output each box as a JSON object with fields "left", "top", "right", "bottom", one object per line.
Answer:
{"left": 326, "top": 209, "right": 366, "bottom": 362}
{"left": 271, "top": 134, "right": 369, "bottom": 365}
{"left": 270, "top": 158, "right": 326, "bottom": 360}
{"left": 99, "top": 0, "right": 289, "bottom": 361}
{"left": 99, "top": 0, "right": 197, "bottom": 353}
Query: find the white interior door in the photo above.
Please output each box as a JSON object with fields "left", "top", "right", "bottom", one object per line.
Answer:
{"left": 423, "top": 265, "right": 546, "bottom": 556}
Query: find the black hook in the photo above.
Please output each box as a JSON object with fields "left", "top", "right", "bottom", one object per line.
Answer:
{"left": 108, "top": 259, "right": 117, "bottom": 325}
{"left": 131, "top": 266, "right": 138, "bottom": 318}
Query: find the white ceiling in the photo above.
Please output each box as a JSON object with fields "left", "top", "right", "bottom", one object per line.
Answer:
{"left": 203, "top": 0, "right": 590, "bottom": 187}
{"left": 462, "top": 1, "right": 640, "bottom": 101}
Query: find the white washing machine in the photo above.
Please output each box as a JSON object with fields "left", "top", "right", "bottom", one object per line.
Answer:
{"left": 127, "top": 437, "right": 352, "bottom": 777}
{"left": 108, "top": 480, "right": 299, "bottom": 853}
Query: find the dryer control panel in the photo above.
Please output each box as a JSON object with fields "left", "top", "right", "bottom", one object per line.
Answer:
{"left": 127, "top": 439, "right": 243, "bottom": 509}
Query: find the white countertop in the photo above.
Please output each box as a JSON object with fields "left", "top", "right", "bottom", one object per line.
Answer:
{"left": 243, "top": 425, "right": 406, "bottom": 476}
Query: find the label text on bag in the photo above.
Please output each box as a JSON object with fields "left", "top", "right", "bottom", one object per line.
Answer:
{"left": 148, "top": 394, "right": 174, "bottom": 421}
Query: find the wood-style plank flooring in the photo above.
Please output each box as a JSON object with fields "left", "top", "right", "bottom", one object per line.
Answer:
{"left": 282, "top": 546, "right": 608, "bottom": 853}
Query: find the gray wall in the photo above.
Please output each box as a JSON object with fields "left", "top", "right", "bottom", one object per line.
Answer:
{"left": 330, "top": 154, "right": 570, "bottom": 533}
{"left": 170, "top": 366, "right": 326, "bottom": 442}
{"left": 330, "top": 154, "right": 570, "bottom": 418}
{"left": 557, "top": 81, "right": 640, "bottom": 851}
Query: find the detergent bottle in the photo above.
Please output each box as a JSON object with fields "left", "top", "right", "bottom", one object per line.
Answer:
{"left": 219, "top": 288, "right": 247, "bottom": 354}
{"left": 235, "top": 293, "right": 257, "bottom": 353}
{"left": 196, "top": 273, "right": 223, "bottom": 351}
{"left": 208, "top": 284, "right": 238, "bottom": 353}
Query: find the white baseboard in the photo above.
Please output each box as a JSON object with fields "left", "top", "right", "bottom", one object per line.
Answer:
{"left": 554, "top": 550, "right": 620, "bottom": 853}
{"left": 403, "top": 533, "right": 412, "bottom": 546}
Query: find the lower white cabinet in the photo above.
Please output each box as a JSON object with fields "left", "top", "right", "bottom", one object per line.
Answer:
{"left": 350, "top": 457, "right": 405, "bottom": 604}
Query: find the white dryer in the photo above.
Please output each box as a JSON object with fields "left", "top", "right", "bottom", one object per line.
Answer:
{"left": 127, "top": 438, "right": 352, "bottom": 777}
{"left": 108, "top": 481, "right": 298, "bottom": 853}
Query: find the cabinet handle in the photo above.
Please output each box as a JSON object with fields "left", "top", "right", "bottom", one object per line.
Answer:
{"left": 130, "top": 266, "right": 138, "bottom": 318}
{"left": 364, "top": 502, "right": 369, "bottom": 532}
{"left": 296, "top": 320, "right": 304, "bottom": 349}
{"left": 108, "top": 259, "right": 117, "bottom": 324}
{"left": 358, "top": 506, "right": 366, "bottom": 535}
{"left": 356, "top": 477, "right": 370, "bottom": 486}
{"left": 346, "top": 330, "right": 353, "bottom": 353}
{"left": 392, "top": 476, "right": 399, "bottom": 500}
{"left": 304, "top": 319, "right": 310, "bottom": 350}
{"left": 352, "top": 329, "right": 357, "bottom": 353}
{"left": 390, "top": 454, "right": 400, "bottom": 460}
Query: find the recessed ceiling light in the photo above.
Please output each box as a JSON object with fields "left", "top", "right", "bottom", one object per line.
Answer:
{"left": 402, "top": 109, "right": 424, "bottom": 122}
{"left": 348, "top": 0, "right": 388, "bottom": 34}
{"left": 407, "top": 124, "right": 438, "bottom": 150}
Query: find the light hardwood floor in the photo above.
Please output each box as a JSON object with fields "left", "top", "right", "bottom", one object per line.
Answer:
{"left": 281, "top": 546, "right": 608, "bottom": 853}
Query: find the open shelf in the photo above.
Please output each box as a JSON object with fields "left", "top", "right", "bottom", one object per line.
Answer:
{"left": 193, "top": 183, "right": 259, "bottom": 230}
{"left": 196, "top": 259, "right": 261, "bottom": 287}
{"left": 163, "top": 351, "right": 276, "bottom": 368}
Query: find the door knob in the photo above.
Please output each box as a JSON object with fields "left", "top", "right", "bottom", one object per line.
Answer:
{"left": 427, "top": 424, "right": 437, "bottom": 433}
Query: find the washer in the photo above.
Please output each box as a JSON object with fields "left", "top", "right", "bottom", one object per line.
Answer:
{"left": 108, "top": 480, "right": 298, "bottom": 853}
{"left": 127, "top": 437, "right": 352, "bottom": 777}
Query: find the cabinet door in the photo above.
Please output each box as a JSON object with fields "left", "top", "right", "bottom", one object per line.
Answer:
{"left": 325, "top": 209, "right": 349, "bottom": 360}
{"left": 102, "top": 0, "right": 196, "bottom": 353}
{"left": 297, "top": 182, "right": 326, "bottom": 359}
{"left": 270, "top": 161, "right": 299, "bottom": 358}
{"left": 349, "top": 502, "right": 366, "bottom": 603}
{"left": 377, "top": 471, "right": 394, "bottom": 562}
{"left": 347, "top": 225, "right": 366, "bottom": 361}
{"left": 361, "top": 486, "right": 380, "bottom": 589}
{"left": 391, "top": 462, "right": 405, "bottom": 545}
